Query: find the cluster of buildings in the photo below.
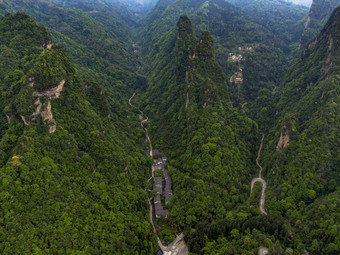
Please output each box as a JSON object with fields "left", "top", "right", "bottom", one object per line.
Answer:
{"left": 228, "top": 46, "right": 253, "bottom": 62}
{"left": 238, "top": 46, "right": 253, "bottom": 51}
{"left": 230, "top": 71, "right": 243, "bottom": 84}
{"left": 152, "top": 152, "right": 173, "bottom": 219}
{"left": 228, "top": 53, "right": 243, "bottom": 62}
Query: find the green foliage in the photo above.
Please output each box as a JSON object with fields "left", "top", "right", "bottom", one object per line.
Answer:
{"left": 300, "top": 0, "right": 340, "bottom": 48}
{"left": 0, "top": 1, "right": 339, "bottom": 254}
{"left": 0, "top": 13, "right": 157, "bottom": 253}
{"left": 260, "top": 7, "right": 340, "bottom": 254}
{"left": 226, "top": 0, "right": 309, "bottom": 43}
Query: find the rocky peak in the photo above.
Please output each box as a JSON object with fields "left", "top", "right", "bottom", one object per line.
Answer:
{"left": 176, "top": 14, "right": 194, "bottom": 40}
{"left": 196, "top": 31, "right": 214, "bottom": 60}
{"left": 300, "top": 0, "right": 340, "bottom": 48}
{"left": 176, "top": 15, "right": 196, "bottom": 81}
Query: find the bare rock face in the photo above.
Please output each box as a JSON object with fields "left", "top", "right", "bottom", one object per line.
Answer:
{"left": 5, "top": 114, "right": 11, "bottom": 124}
{"left": 32, "top": 79, "right": 65, "bottom": 99}
{"left": 28, "top": 77, "right": 35, "bottom": 87}
{"left": 276, "top": 132, "right": 290, "bottom": 150}
{"left": 20, "top": 115, "right": 30, "bottom": 126}
{"left": 31, "top": 99, "right": 56, "bottom": 133}
{"left": 20, "top": 79, "right": 65, "bottom": 133}
{"left": 41, "top": 101, "right": 56, "bottom": 133}
{"left": 31, "top": 79, "right": 65, "bottom": 133}
{"left": 40, "top": 41, "right": 54, "bottom": 49}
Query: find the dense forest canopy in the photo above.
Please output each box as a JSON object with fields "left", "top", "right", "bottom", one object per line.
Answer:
{"left": 0, "top": 0, "right": 339, "bottom": 254}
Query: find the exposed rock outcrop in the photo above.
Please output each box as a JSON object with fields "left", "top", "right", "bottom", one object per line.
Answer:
{"left": 28, "top": 77, "right": 35, "bottom": 87}
{"left": 20, "top": 79, "right": 65, "bottom": 133}
{"left": 20, "top": 115, "right": 30, "bottom": 126}
{"left": 5, "top": 114, "right": 11, "bottom": 124}
{"left": 41, "top": 101, "right": 56, "bottom": 133}
{"left": 276, "top": 132, "right": 290, "bottom": 150}
{"left": 32, "top": 79, "right": 65, "bottom": 99}
{"left": 40, "top": 41, "right": 54, "bottom": 50}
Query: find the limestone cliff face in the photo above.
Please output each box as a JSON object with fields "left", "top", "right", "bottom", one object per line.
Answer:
{"left": 31, "top": 79, "right": 66, "bottom": 133}
{"left": 176, "top": 16, "right": 224, "bottom": 110}
{"left": 4, "top": 42, "right": 72, "bottom": 134}
{"left": 300, "top": 0, "right": 340, "bottom": 48}
{"left": 276, "top": 132, "right": 290, "bottom": 150}
{"left": 18, "top": 78, "right": 65, "bottom": 133}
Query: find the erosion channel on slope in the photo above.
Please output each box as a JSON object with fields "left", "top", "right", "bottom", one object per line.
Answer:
{"left": 129, "top": 92, "right": 188, "bottom": 255}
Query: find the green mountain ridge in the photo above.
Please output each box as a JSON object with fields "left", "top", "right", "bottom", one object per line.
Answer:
{"left": 300, "top": 0, "right": 340, "bottom": 48}
{"left": 138, "top": 4, "right": 339, "bottom": 254}
{"left": 0, "top": 12, "right": 157, "bottom": 254}
{"left": 140, "top": 0, "right": 294, "bottom": 107}
{"left": 260, "top": 6, "right": 340, "bottom": 254}
{"left": 226, "top": 0, "right": 309, "bottom": 44}
{"left": 0, "top": 0, "right": 339, "bottom": 254}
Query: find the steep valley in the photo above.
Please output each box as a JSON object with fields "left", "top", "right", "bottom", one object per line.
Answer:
{"left": 0, "top": 0, "right": 339, "bottom": 254}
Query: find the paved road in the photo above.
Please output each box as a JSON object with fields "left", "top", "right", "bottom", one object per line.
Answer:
{"left": 128, "top": 92, "right": 136, "bottom": 106}
{"left": 251, "top": 178, "right": 268, "bottom": 215}
{"left": 250, "top": 134, "right": 268, "bottom": 215}
{"left": 256, "top": 134, "right": 265, "bottom": 178}
{"left": 258, "top": 246, "right": 269, "bottom": 255}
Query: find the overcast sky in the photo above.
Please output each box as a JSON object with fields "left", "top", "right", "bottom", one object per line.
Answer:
{"left": 128, "top": 0, "right": 313, "bottom": 8}
{"left": 288, "top": 0, "right": 313, "bottom": 7}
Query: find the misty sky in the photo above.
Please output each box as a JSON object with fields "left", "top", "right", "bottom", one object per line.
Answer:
{"left": 288, "top": 0, "right": 313, "bottom": 7}
{"left": 134, "top": 0, "right": 314, "bottom": 7}
{"left": 129, "top": 0, "right": 313, "bottom": 7}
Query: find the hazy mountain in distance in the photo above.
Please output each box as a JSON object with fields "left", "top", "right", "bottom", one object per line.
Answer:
{"left": 288, "top": 0, "right": 312, "bottom": 6}
{"left": 132, "top": 0, "right": 158, "bottom": 5}
{"left": 225, "top": 0, "right": 309, "bottom": 44}
{"left": 112, "top": 0, "right": 158, "bottom": 15}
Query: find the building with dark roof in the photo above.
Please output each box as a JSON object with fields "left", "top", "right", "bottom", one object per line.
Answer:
{"left": 154, "top": 177, "right": 163, "bottom": 195}
{"left": 154, "top": 194, "right": 169, "bottom": 218}
{"left": 163, "top": 169, "right": 173, "bottom": 204}
{"left": 152, "top": 149, "right": 160, "bottom": 158}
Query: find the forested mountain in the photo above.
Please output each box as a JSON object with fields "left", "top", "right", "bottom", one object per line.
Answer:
{"left": 139, "top": 5, "right": 339, "bottom": 253}
{"left": 300, "top": 0, "right": 340, "bottom": 48}
{"left": 112, "top": 0, "right": 158, "bottom": 16}
{"left": 226, "top": 0, "right": 309, "bottom": 44}
{"left": 141, "top": 14, "right": 263, "bottom": 252}
{"left": 0, "top": 0, "right": 144, "bottom": 120}
{"left": 261, "top": 6, "right": 340, "bottom": 254}
{"left": 141, "top": 0, "right": 294, "bottom": 106}
{"left": 0, "top": 12, "right": 157, "bottom": 253}
{"left": 289, "top": 0, "right": 313, "bottom": 6}
{"left": 0, "top": 0, "right": 339, "bottom": 254}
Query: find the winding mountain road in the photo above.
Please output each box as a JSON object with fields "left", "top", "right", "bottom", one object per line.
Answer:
{"left": 250, "top": 134, "right": 268, "bottom": 215}
{"left": 251, "top": 178, "right": 267, "bottom": 215}
{"left": 129, "top": 92, "right": 153, "bottom": 156}
{"left": 258, "top": 247, "right": 270, "bottom": 255}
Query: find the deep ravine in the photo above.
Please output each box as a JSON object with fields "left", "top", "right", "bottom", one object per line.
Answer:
{"left": 129, "top": 91, "right": 188, "bottom": 255}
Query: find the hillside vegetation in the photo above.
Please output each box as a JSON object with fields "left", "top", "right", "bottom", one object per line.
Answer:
{"left": 0, "top": 0, "right": 339, "bottom": 254}
{"left": 0, "top": 12, "right": 157, "bottom": 254}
